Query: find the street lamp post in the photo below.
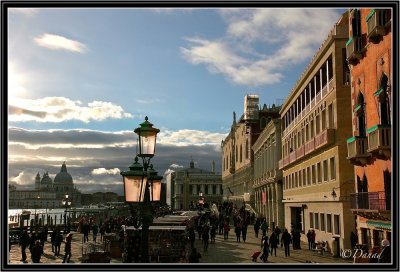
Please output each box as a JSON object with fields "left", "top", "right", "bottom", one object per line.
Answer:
{"left": 120, "top": 116, "right": 162, "bottom": 263}
{"left": 62, "top": 194, "right": 72, "bottom": 233}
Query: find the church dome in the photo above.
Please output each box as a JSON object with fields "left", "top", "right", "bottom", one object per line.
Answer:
{"left": 54, "top": 162, "right": 73, "bottom": 184}
{"left": 40, "top": 172, "right": 53, "bottom": 184}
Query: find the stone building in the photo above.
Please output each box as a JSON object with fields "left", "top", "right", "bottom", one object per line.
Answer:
{"left": 9, "top": 162, "right": 82, "bottom": 209}
{"left": 252, "top": 118, "right": 284, "bottom": 229}
{"left": 221, "top": 95, "right": 280, "bottom": 208}
{"left": 170, "top": 160, "right": 222, "bottom": 210}
{"left": 278, "top": 11, "right": 355, "bottom": 255}
{"left": 345, "top": 8, "right": 392, "bottom": 249}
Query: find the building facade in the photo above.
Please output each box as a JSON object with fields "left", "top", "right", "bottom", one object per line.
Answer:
{"left": 9, "top": 162, "right": 82, "bottom": 209}
{"left": 346, "top": 8, "right": 392, "bottom": 249}
{"left": 171, "top": 160, "right": 222, "bottom": 210}
{"left": 278, "top": 11, "right": 356, "bottom": 255}
{"left": 252, "top": 118, "right": 284, "bottom": 229}
{"left": 221, "top": 95, "right": 280, "bottom": 208}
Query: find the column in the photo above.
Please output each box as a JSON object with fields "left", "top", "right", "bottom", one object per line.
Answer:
{"left": 271, "top": 183, "right": 276, "bottom": 226}
{"left": 320, "top": 68, "right": 323, "bottom": 98}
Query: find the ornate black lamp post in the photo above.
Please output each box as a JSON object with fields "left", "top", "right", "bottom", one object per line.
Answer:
{"left": 120, "top": 116, "right": 162, "bottom": 263}
{"left": 62, "top": 194, "right": 71, "bottom": 233}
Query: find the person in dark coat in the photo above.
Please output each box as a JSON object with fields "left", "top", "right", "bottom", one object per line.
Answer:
{"left": 261, "top": 220, "right": 268, "bottom": 237}
{"left": 54, "top": 230, "right": 63, "bottom": 256}
{"left": 31, "top": 240, "right": 43, "bottom": 263}
{"left": 82, "top": 221, "right": 90, "bottom": 243}
{"left": 350, "top": 231, "right": 358, "bottom": 249}
{"left": 242, "top": 223, "right": 248, "bottom": 242}
{"left": 274, "top": 226, "right": 282, "bottom": 240}
{"left": 307, "top": 230, "right": 313, "bottom": 250}
{"left": 19, "top": 230, "right": 30, "bottom": 262}
{"left": 254, "top": 218, "right": 261, "bottom": 238}
{"left": 188, "top": 226, "right": 196, "bottom": 248}
{"left": 269, "top": 231, "right": 279, "bottom": 257}
{"left": 28, "top": 232, "right": 37, "bottom": 254}
{"left": 260, "top": 235, "right": 269, "bottom": 262}
{"left": 281, "top": 228, "right": 292, "bottom": 257}
{"left": 202, "top": 224, "right": 210, "bottom": 252}
{"left": 62, "top": 233, "right": 73, "bottom": 263}
{"left": 235, "top": 224, "right": 241, "bottom": 242}
{"left": 210, "top": 224, "right": 216, "bottom": 244}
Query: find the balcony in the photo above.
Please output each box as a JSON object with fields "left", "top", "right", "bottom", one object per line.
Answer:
{"left": 367, "top": 9, "right": 389, "bottom": 43}
{"left": 346, "top": 36, "right": 362, "bottom": 65}
{"left": 289, "top": 150, "right": 296, "bottom": 164}
{"left": 304, "top": 138, "right": 315, "bottom": 155}
{"left": 296, "top": 145, "right": 305, "bottom": 160}
{"left": 367, "top": 124, "right": 391, "bottom": 159}
{"left": 347, "top": 136, "right": 370, "bottom": 166}
{"left": 314, "top": 128, "right": 335, "bottom": 149}
{"left": 350, "top": 191, "right": 390, "bottom": 221}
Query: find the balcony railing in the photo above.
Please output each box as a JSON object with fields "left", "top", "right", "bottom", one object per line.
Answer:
{"left": 347, "top": 136, "right": 370, "bottom": 165}
{"left": 346, "top": 36, "right": 362, "bottom": 65}
{"left": 304, "top": 138, "right": 315, "bottom": 155}
{"left": 367, "top": 9, "right": 389, "bottom": 42}
{"left": 367, "top": 124, "right": 391, "bottom": 158}
{"left": 296, "top": 145, "right": 305, "bottom": 160}
{"left": 350, "top": 191, "right": 389, "bottom": 211}
{"left": 314, "top": 128, "right": 335, "bottom": 149}
{"left": 289, "top": 150, "right": 296, "bottom": 164}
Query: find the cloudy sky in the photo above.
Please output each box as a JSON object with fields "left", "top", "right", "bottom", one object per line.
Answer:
{"left": 7, "top": 7, "right": 345, "bottom": 195}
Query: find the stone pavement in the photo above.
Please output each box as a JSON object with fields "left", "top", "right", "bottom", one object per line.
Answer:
{"left": 8, "top": 228, "right": 353, "bottom": 264}
{"left": 8, "top": 231, "right": 122, "bottom": 264}
{"left": 193, "top": 229, "right": 353, "bottom": 264}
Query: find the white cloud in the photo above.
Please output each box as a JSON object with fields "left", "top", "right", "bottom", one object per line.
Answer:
{"left": 9, "top": 97, "right": 133, "bottom": 123}
{"left": 181, "top": 9, "right": 341, "bottom": 87}
{"left": 158, "top": 129, "right": 227, "bottom": 146}
{"left": 91, "top": 168, "right": 120, "bottom": 175}
{"left": 34, "top": 33, "right": 87, "bottom": 53}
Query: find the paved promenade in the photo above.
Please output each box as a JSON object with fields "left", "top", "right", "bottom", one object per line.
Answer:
{"left": 193, "top": 229, "right": 353, "bottom": 264}
{"left": 8, "top": 228, "right": 353, "bottom": 265}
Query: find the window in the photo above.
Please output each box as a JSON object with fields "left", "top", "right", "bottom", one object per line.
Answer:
{"left": 306, "top": 124, "right": 309, "bottom": 141}
{"left": 314, "top": 213, "right": 319, "bottom": 229}
{"left": 240, "top": 144, "right": 243, "bottom": 163}
{"left": 245, "top": 140, "right": 249, "bottom": 159}
{"left": 323, "top": 160, "right": 328, "bottom": 181}
{"left": 328, "top": 104, "right": 334, "bottom": 128}
{"left": 317, "top": 162, "right": 322, "bottom": 183}
{"left": 356, "top": 91, "right": 366, "bottom": 137}
{"left": 307, "top": 167, "right": 311, "bottom": 185}
{"left": 312, "top": 165, "right": 316, "bottom": 184}
{"left": 334, "top": 214, "right": 340, "bottom": 235}
{"left": 310, "top": 119, "right": 314, "bottom": 137}
{"left": 330, "top": 157, "right": 336, "bottom": 180}
{"left": 310, "top": 212, "right": 314, "bottom": 228}
{"left": 378, "top": 73, "right": 390, "bottom": 125}
{"left": 322, "top": 109, "right": 326, "bottom": 130}
{"left": 303, "top": 169, "right": 307, "bottom": 186}
{"left": 320, "top": 213, "right": 325, "bottom": 231}
{"left": 326, "top": 214, "right": 332, "bottom": 233}
{"left": 316, "top": 114, "right": 320, "bottom": 134}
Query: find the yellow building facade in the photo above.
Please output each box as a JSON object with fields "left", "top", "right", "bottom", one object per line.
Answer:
{"left": 278, "top": 11, "right": 356, "bottom": 255}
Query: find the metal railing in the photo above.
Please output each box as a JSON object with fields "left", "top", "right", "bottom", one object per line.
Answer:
{"left": 350, "top": 191, "right": 389, "bottom": 211}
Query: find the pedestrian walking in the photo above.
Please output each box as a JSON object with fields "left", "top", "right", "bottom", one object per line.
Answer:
{"left": 62, "top": 233, "right": 73, "bottom": 263}
{"left": 202, "top": 223, "right": 210, "bottom": 252}
{"left": 92, "top": 223, "right": 99, "bottom": 243}
{"left": 19, "top": 230, "right": 30, "bottom": 262}
{"left": 254, "top": 218, "right": 260, "bottom": 238}
{"left": 274, "top": 225, "right": 282, "bottom": 240}
{"left": 311, "top": 229, "right": 316, "bottom": 250}
{"left": 261, "top": 219, "right": 268, "bottom": 237}
{"left": 307, "top": 229, "right": 313, "bottom": 250}
{"left": 235, "top": 224, "right": 241, "bottom": 243}
{"left": 242, "top": 224, "right": 248, "bottom": 242}
{"left": 281, "top": 228, "right": 292, "bottom": 257}
{"left": 223, "top": 222, "right": 230, "bottom": 240}
{"left": 210, "top": 224, "right": 216, "bottom": 244}
{"left": 260, "top": 235, "right": 269, "bottom": 262}
{"left": 269, "top": 231, "right": 279, "bottom": 257}
{"left": 83, "top": 221, "right": 90, "bottom": 243}
{"left": 31, "top": 240, "right": 43, "bottom": 263}
{"left": 54, "top": 230, "right": 63, "bottom": 256}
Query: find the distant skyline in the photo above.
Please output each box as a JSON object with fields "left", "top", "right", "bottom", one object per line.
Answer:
{"left": 7, "top": 7, "right": 345, "bottom": 195}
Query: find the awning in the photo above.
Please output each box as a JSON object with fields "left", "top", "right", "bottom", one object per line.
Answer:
{"left": 366, "top": 220, "right": 391, "bottom": 230}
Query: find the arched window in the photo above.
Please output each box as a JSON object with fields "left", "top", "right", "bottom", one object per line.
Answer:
{"left": 356, "top": 91, "right": 366, "bottom": 137}
{"left": 240, "top": 144, "right": 243, "bottom": 162}
{"left": 378, "top": 74, "right": 390, "bottom": 125}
